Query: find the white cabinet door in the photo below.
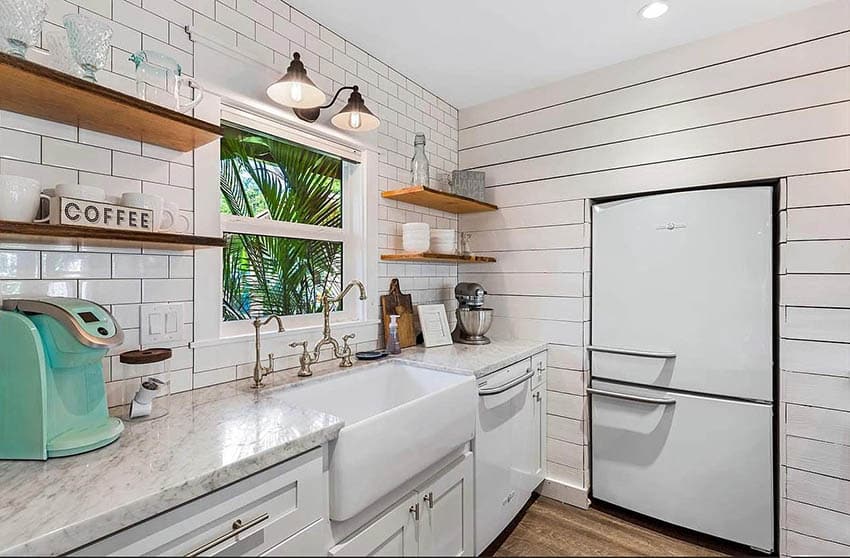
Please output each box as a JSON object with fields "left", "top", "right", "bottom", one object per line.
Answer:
{"left": 329, "top": 494, "right": 419, "bottom": 557}
{"left": 532, "top": 384, "right": 547, "bottom": 483}
{"left": 419, "top": 452, "right": 474, "bottom": 557}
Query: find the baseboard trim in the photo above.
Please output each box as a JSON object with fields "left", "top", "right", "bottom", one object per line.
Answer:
{"left": 536, "top": 478, "right": 590, "bottom": 509}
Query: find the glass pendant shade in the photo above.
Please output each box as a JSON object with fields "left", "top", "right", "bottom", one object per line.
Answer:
{"left": 266, "top": 52, "right": 326, "bottom": 109}
{"left": 331, "top": 87, "right": 380, "bottom": 132}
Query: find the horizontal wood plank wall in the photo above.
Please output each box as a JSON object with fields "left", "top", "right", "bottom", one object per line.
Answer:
{"left": 458, "top": 1, "right": 850, "bottom": 555}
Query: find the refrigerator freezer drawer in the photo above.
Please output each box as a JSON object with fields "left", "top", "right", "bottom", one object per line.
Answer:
{"left": 590, "top": 380, "right": 774, "bottom": 551}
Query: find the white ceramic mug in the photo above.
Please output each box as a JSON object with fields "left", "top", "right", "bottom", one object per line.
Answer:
{"left": 55, "top": 183, "right": 106, "bottom": 202}
{"left": 120, "top": 192, "right": 176, "bottom": 231}
{"left": 164, "top": 201, "right": 190, "bottom": 233}
{"left": 0, "top": 175, "right": 50, "bottom": 223}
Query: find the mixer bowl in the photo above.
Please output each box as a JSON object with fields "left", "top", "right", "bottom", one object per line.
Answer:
{"left": 456, "top": 308, "right": 493, "bottom": 344}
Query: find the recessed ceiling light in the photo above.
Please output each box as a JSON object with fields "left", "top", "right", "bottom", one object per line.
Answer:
{"left": 640, "top": 1, "right": 669, "bottom": 19}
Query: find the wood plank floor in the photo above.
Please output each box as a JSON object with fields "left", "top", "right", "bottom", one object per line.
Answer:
{"left": 484, "top": 496, "right": 754, "bottom": 557}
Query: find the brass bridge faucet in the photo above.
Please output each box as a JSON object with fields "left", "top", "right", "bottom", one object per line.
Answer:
{"left": 290, "top": 280, "right": 367, "bottom": 377}
{"left": 251, "top": 315, "right": 285, "bottom": 388}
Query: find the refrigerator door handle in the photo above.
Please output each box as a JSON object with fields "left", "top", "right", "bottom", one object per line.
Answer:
{"left": 587, "top": 387, "right": 677, "bottom": 405}
{"left": 587, "top": 345, "right": 676, "bottom": 359}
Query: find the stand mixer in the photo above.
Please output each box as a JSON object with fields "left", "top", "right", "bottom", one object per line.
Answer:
{"left": 452, "top": 282, "right": 493, "bottom": 345}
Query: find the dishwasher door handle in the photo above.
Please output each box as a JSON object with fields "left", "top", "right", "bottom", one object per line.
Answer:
{"left": 479, "top": 369, "right": 535, "bottom": 396}
{"left": 587, "top": 387, "right": 676, "bottom": 405}
{"left": 587, "top": 345, "right": 676, "bottom": 359}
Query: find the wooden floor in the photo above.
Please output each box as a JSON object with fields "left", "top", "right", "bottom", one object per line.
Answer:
{"left": 484, "top": 496, "right": 751, "bottom": 557}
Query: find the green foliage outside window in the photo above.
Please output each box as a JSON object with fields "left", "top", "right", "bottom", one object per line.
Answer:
{"left": 220, "top": 125, "right": 344, "bottom": 321}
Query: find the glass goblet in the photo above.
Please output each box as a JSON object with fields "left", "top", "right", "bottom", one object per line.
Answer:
{"left": 63, "top": 13, "right": 112, "bottom": 82}
{"left": 0, "top": 0, "right": 48, "bottom": 58}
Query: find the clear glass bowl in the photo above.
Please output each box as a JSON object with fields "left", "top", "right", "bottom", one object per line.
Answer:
{"left": 63, "top": 13, "right": 112, "bottom": 82}
{"left": 0, "top": 0, "right": 48, "bottom": 58}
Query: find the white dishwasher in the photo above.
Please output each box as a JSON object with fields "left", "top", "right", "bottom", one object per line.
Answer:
{"left": 473, "top": 357, "right": 539, "bottom": 555}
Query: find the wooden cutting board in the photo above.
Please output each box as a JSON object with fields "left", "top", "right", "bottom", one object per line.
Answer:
{"left": 381, "top": 278, "right": 417, "bottom": 348}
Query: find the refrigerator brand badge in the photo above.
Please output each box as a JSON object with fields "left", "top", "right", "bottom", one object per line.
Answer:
{"left": 656, "top": 222, "right": 687, "bottom": 231}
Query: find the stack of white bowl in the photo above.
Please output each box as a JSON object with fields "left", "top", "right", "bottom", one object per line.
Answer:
{"left": 402, "top": 222, "right": 430, "bottom": 252}
{"left": 430, "top": 229, "right": 457, "bottom": 254}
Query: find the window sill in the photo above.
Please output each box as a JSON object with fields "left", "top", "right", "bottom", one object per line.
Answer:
{"left": 190, "top": 318, "right": 382, "bottom": 349}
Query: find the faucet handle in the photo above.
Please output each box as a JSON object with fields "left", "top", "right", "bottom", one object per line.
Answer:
{"left": 289, "top": 341, "right": 308, "bottom": 350}
{"left": 339, "top": 334, "right": 356, "bottom": 368}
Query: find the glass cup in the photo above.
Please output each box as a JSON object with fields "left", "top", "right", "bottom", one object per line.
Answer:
{"left": 0, "top": 0, "right": 48, "bottom": 58}
{"left": 129, "top": 50, "right": 204, "bottom": 113}
{"left": 63, "top": 13, "right": 112, "bottom": 82}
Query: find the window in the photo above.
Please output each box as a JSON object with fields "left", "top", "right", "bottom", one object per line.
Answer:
{"left": 219, "top": 115, "right": 362, "bottom": 330}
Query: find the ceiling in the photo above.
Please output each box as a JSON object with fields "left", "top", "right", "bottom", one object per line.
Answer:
{"left": 287, "top": 0, "right": 834, "bottom": 109}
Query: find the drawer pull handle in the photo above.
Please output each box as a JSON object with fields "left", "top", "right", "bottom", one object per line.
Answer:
{"left": 423, "top": 491, "right": 434, "bottom": 509}
{"left": 479, "top": 369, "right": 534, "bottom": 396}
{"left": 410, "top": 502, "right": 420, "bottom": 521}
{"left": 587, "top": 345, "right": 676, "bottom": 359}
{"left": 185, "top": 512, "right": 270, "bottom": 557}
{"left": 537, "top": 362, "right": 545, "bottom": 372}
{"left": 587, "top": 387, "right": 676, "bottom": 405}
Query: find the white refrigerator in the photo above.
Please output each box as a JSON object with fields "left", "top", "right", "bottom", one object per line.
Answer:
{"left": 589, "top": 186, "right": 774, "bottom": 552}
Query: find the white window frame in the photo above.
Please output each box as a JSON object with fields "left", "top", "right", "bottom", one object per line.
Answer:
{"left": 213, "top": 106, "right": 371, "bottom": 338}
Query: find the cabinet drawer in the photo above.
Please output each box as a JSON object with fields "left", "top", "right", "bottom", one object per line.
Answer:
{"left": 74, "top": 448, "right": 325, "bottom": 557}
{"left": 531, "top": 352, "right": 547, "bottom": 390}
{"left": 261, "top": 519, "right": 331, "bottom": 557}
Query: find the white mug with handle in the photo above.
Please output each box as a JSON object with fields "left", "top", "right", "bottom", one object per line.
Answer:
{"left": 0, "top": 175, "right": 51, "bottom": 223}
{"left": 120, "top": 192, "right": 177, "bottom": 231}
{"left": 164, "top": 201, "right": 190, "bottom": 233}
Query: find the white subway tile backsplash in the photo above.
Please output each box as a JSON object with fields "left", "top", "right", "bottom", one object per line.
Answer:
{"left": 168, "top": 256, "right": 193, "bottom": 278}
{"left": 0, "top": 110, "right": 77, "bottom": 140}
{"left": 42, "top": 252, "right": 111, "bottom": 279}
{"left": 0, "top": 279, "right": 77, "bottom": 298}
{"left": 0, "top": 129, "right": 41, "bottom": 163}
{"left": 113, "top": 152, "right": 169, "bottom": 183}
{"left": 42, "top": 138, "right": 112, "bottom": 174}
{"left": 79, "top": 129, "right": 142, "bottom": 155}
{"left": 111, "top": 303, "right": 141, "bottom": 329}
{"left": 113, "top": 0, "right": 168, "bottom": 41}
{"left": 113, "top": 254, "right": 169, "bottom": 278}
{"left": 0, "top": 250, "right": 40, "bottom": 279}
{"left": 80, "top": 279, "right": 141, "bottom": 304}
{"left": 142, "top": 278, "right": 193, "bottom": 302}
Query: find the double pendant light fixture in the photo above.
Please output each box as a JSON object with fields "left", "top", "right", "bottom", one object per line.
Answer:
{"left": 266, "top": 52, "right": 380, "bottom": 132}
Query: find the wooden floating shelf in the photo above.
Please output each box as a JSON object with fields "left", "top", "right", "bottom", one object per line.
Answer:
{"left": 381, "top": 186, "right": 498, "bottom": 214}
{"left": 381, "top": 252, "right": 496, "bottom": 264}
{"left": 0, "top": 53, "right": 221, "bottom": 152}
{"left": 0, "top": 221, "right": 225, "bottom": 251}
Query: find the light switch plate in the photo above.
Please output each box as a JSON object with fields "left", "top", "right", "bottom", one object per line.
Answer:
{"left": 140, "top": 303, "right": 184, "bottom": 346}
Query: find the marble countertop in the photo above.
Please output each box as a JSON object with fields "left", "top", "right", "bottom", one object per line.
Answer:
{"left": 0, "top": 337, "right": 545, "bottom": 556}
{"left": 0, "top": 381, "right": 344, "bottom": 556}
{"left": 397, "top": 338, "right": 547, "bottom": 377}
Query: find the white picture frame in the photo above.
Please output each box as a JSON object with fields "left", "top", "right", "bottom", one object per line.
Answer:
{"left": 417, "top": 304, "right": 453, "bottom": 348}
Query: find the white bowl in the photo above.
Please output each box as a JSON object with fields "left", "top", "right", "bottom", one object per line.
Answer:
{"left": 403, "top": 238, "right": 430, "bottom": 252}
{"left": 403, "top": 222, "right": 431, "bottom": 252}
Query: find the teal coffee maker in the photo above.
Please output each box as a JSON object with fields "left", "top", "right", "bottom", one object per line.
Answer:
{"left": 0, "top": 297, "right": 125, "bottom": 459}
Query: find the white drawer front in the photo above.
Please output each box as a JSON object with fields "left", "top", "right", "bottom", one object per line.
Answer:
{"left": 261, "top": 519, "right": 331, "bottom": 557}
{"left": 590, "top": 380, "right": 773, "bottom": 551}
{"left": 74, "top": 448, "right": 325, "bottom": 557}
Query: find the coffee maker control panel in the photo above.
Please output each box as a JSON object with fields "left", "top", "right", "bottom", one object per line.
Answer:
{"left": 1, "top": 297, "right": 124, "bottom": 348}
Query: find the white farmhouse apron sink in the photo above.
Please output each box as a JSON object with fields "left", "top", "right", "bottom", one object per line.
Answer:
{"left": 278, "top": 362, "right": 477, "bottom": 522}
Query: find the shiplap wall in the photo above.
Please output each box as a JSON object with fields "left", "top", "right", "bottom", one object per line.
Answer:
{"left": 458, "top": 1, "right": 850, "bottom": 554}
{"left": 0, "top": 0, "right": 459, "bottom": 401}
